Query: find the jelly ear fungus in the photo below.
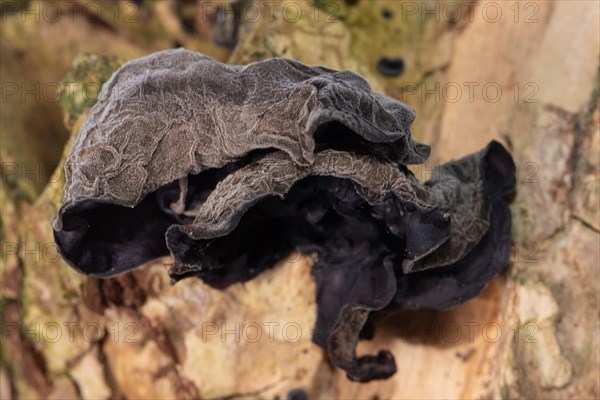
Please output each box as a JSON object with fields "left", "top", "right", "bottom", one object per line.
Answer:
{"left": 52, "top": 49, "right": 515, "bottom": 382}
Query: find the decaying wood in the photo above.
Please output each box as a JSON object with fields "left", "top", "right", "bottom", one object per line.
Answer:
{"left": 1, "top": 1, "right": 598, "bottom": 399}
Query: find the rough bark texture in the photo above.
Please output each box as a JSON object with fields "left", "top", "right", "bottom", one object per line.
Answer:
{"left": 1, "top": 1, "right": 598, "bottom": 399}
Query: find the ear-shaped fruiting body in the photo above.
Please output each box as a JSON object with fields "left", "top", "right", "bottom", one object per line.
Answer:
{"left": 52, "top": 48, "right": 427, "bottom": 277}
{"left": 52, "top": 49, "right": 515, "bottom": 383}
{"left": 395, "top": 141, "right": 516, "bottom": 310}
{"left": 162, "top": 144, "right": 514, "bottom": 381}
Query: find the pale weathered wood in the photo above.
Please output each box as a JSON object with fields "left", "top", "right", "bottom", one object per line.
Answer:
{"left": 1, "top": 1, "right": 598, "bottom": 399}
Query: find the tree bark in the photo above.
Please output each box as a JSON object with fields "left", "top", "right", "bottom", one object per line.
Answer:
{"left": 1, "top": 1, "right": 598, "bottom": 399}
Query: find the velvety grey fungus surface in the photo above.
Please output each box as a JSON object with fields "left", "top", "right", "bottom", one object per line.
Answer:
{"left": 52, "top": 49, "right": 515, "bottom": 383}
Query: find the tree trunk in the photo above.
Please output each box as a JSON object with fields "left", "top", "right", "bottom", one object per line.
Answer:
{"left": 1, "top": 1, "right": 598, "bottom": 399}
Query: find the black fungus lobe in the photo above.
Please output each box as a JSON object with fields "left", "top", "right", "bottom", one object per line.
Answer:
{"left": 52, "top": 49, "right": 515, "bottom": 384}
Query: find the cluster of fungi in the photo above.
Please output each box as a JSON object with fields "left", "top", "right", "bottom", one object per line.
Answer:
{"left": 53, "top": 49, "right": 515, "bottom": 382}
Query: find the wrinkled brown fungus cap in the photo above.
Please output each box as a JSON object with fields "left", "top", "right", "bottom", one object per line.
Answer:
{"left": 52, "top": 49, "right": 515, "bottom": 383}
